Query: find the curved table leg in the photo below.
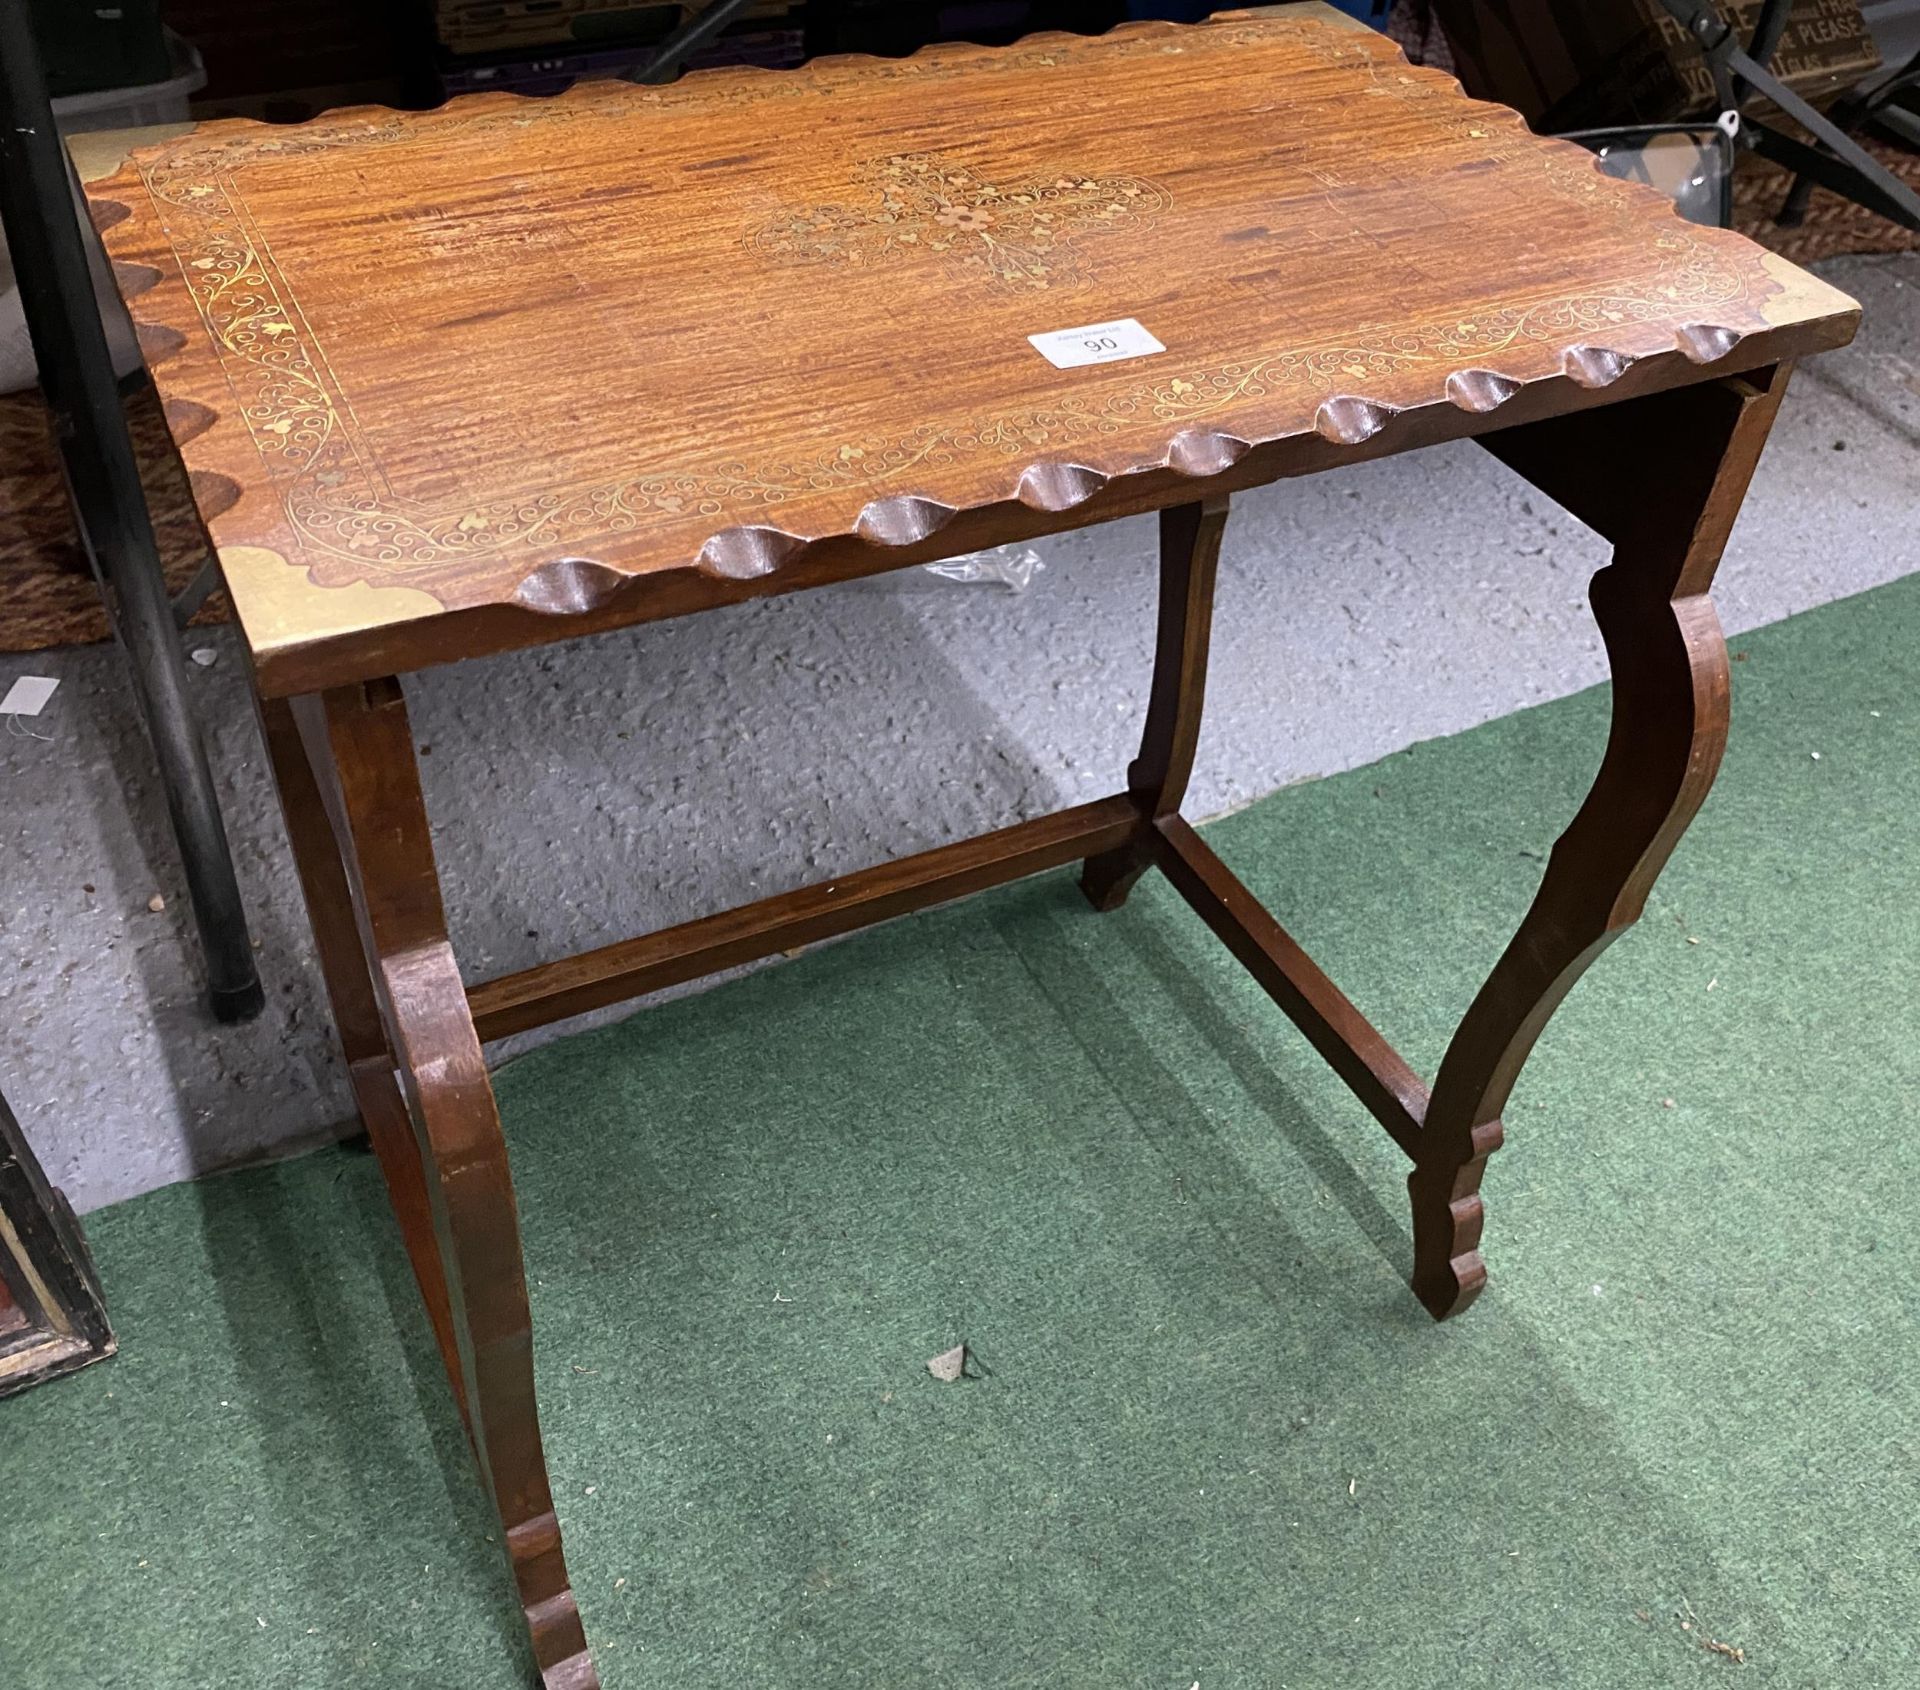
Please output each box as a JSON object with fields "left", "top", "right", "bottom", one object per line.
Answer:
{"left": 270, "top": 678, "right": 596, "bottom": 1690}
{"left": 1082, "top": 493, "right": 1231, "bottom": 909}
{"left": 1410, "top": 368, "right": 1792, "bottom": 1319}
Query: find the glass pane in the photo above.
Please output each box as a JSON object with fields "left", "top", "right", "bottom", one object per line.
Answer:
{"left": 1577, "top": 128, "right": 1732, "bottom": 228}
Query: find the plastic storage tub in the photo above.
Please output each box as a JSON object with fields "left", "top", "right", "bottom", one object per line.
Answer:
{"left": 50, "top": 29, "right": 206, "bottom": 135}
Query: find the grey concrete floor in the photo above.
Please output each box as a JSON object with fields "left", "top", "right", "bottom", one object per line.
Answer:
{"left": 3, "top": 252, "right": 1916, "bottom": 1213}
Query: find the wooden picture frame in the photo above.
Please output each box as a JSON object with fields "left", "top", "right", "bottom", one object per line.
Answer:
{"left": 0, "top": 1087, "right": 115, "bottom": 1399}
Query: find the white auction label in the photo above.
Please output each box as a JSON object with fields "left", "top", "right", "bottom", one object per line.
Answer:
{"left": 1028, "top": 317, "right": 1165, "bottom": 370}
{"left": 0, "top": 676, "right": 58, "bottom": 717}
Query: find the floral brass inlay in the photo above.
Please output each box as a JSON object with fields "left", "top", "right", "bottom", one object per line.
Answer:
{"left": 749, "top": 152, "right": 1170, "bottom": 292}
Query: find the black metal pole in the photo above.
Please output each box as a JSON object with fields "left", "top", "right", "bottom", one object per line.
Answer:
{"left": 1778, "top": 47, "right": 1920, "bottom": 227}
{"left": 635, "top": 0, "right": 756, "bottom": 85}
{"left": 0, "top": 2, "right": 264, "bottom": 1022}
{"left": 1743, "top": 0, "right": 1793, "bottom": 89}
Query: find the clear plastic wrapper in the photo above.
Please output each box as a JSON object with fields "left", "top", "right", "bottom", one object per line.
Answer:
{"left": 920, "top": 545, "right": 1047, "bottom": 592}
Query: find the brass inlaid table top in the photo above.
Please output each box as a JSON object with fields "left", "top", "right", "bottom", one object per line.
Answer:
{"left": 90, "top": 6, "right": 1854, "bottom": 694}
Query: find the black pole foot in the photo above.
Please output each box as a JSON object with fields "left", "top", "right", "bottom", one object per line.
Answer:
{"left": 209, "top": 976, "right": 267, "bottom": 1024}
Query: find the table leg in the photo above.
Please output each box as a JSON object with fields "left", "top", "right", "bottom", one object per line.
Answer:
{"left": 259, "top": 678, "right": 597, "bottom": 1690}
{"left": 254, "top": 693, "right": 471, "bottom": 1421}
{"left": 1409, "top": 366, "right": 1792, "bottom": 1318}
{"left": 1082, "top": 493, "right": 1231, "bottom": 909}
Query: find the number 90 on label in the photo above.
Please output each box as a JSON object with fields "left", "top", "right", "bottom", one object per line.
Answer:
{"left": 1028, "top": 317, "right": 1167, "bottom": 369}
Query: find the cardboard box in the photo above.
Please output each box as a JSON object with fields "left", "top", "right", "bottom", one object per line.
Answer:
{"left": 1644, "top": 0, "right": 1881, "bottom": 113}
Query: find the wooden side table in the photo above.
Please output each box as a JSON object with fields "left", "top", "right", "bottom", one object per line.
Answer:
{"left": 86, "top": 7, "right": 1858, "bottom": 1684}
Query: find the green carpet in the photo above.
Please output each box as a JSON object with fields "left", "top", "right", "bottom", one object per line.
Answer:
{"left": 4, "top": 574, "right": 1917, "bottom": 1690}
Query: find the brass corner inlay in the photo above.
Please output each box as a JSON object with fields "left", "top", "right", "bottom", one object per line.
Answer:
{"left": 219, "top": 544, "right": 444, "bottom": 650}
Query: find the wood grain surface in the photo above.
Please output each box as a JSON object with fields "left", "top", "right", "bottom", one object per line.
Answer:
{"left": 85, "top": 5, "right": 1857, "bottom": 693}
